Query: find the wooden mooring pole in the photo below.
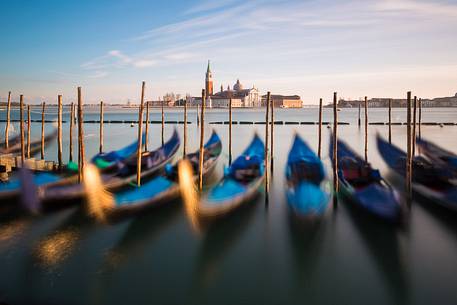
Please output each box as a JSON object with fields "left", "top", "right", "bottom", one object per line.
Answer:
{"left": 388, "top": 98, "right": 392, "bottom": 143}
{"left": 183, "top": 98, "right": 187, "bottom": 157}
{"left": 57, "top": 95, "right": 63, "bottom": 169}
{"left": 198, "top": 89, "right": 206, "bottom": 191}
{"left": 145, "top": 101, "right": 149, "bottom": 152}
{"left": 69, "top": 102, "right": 74, "bottom": 162}
{"left": 265, "top": 92, "right": 271, "bottom": 203}
{"left": 229, "top": 96, "right": 233, "bottom": 165}
{"left": 99, "top": 101, "right": 104, "bottom": 153}
{"left": 418, "top": 98, "right": 422, "bottom": 140}
{"left": 364, "top": 96, "right": 368, "bottom": 162}
{"left": 333, "top": 92, "right": 338, "bottom": 207}
{"left": 4, "top": 91, "right": 11, "bottom": 148}
{"left": 406, "top": 91, "right": 412, "bottom": 204}
{"left": 136, "top": 82, "right": 146, "bottom": 187}
{"left": 358, "top": 100, "right": 361, "bottom": 127}
{"left": 41, "top": 102, "right": 46, "bottom": 160}
{"left": 318, "top": 98, "right": 323, "bottom": 158}
{"left": 77, "top": 87, "right": 85, "bottom": 182}
{"left": 27, "top": 105, "right": 31, "bottom": 159}
{"left": 161, "top": 97, "right": 165, "bottom": 146}
{"left": 20, "top": 95, "right": 25, "bottom": 165}
{"left": 270, "top": 95, "right": 274, "bottom": 172}
{"left": 412, "top": 96, "right": 417, "bottom": 157}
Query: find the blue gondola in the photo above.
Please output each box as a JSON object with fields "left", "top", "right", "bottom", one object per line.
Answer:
{"left": 91, "top": 132, "right": 146, "bottom": 172}
{"left": 285, "top": 134, "right": 329, "bottom": 219}
{"left": 199, "top": 133, "right": 265, "bottom": 217}
{"left": 330, "top": 135, "right": 402, "bottom": 221}
{"left": 416, "top": 137, "right": 457, "bottom": 176}
{"left": 97, "top": 130, "right": 222, "bottom": 220}
{"left": 39, "top": 129, "right": 181, "bottom": 208}
{"left": 377, "top": 134, "right": 457, "bottom": 212}
{"left": 0, "top": 130, "right": 147, "bottom": 203}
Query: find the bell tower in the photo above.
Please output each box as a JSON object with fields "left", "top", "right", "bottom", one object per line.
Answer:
{"left": 205, "top": 60, "right": 213, "bottom": 97}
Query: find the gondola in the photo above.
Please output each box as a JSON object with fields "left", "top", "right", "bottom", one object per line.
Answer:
{"left": 84, "top": 130, "right": 222, "bottom": 221}
{"left": 286, "top": 134, "right": 330, "bottom": 219}
{"left": 377, "top": 134, "right": 457, "bottom": 212}
{"left": 416, "top": 137, "right": 457, "bottom": 176}
{"left": 0, "top": 128, "right": 57, "bottom": 156}
{"left": 39, "top": 129, "right": 181, "bottom": 209}
{"left": 91, "top": 132, "right": 146, "bottom": 174}
{"left": 198, "top": 133, "right": 265, "bottom": 217}
{"left": 330, "top": 135, "right": 403, "bottom": 222}
{"left": 0, "top": 129, "right": 151, "bottom": 204}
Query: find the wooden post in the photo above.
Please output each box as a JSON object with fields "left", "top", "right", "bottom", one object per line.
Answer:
{"left": 406, "top": 91, "right": 412, "bottom": 203}
{"left": 69, "top": 102, "right": 74, "bottom": 162}
{"left": 145, "top": 101, "right": 150, "bottom": 151}
{"left": 358, "top": 100, "right": 361, "bottom": 126}
{"left": 318, "top": 98, "right": 323, "bottom": 158}
{"left": 364, "top": 96, "right": 368, "bottom": 162}
{"left": 412, "top": 96, "right": 417, "bottom": 157}
{"left": 77, "top": 87, "right": 85, "bottom": 182}
{"left": 20, "top": 95, "right": 25, "bottom": 165}
{"left": 265, "top": 92, "right": 270, "bottom": 202}
{"left": 183, "top": 98, "right": 187, "bottom": 157}
{"left": 99, "top": 101, "right": 104, "bottom": 153}
{"left": 197, "top": 104, "right": 200, "bottom": 126}
{"left": 57, "top": 95, "right": 63, "bottom": 169}
{"left": 270, "top": 94, "right": 274, "bottom": 172}
{"left": 161, "top": 97, "right": 164, "bottom": 146}
{"left": 27, "top": 105, "right": 31, "bottom": 158}
{"left": 333, "top": 92, "right": 338, "bottom": 206}
{"left": 388, "top": 98, "right": 392, "bottom": 144}
{"left": 198, "top": 89, "right": 206, "bottom": 191}
{"left": 136, "top": 82, "right": 146, "bottom": 186}
{"left": 229, "top": 95, "right": 233, "bottom": 165}
{"left": 41, "top": 102, "right": 46, "bottom": 160}
{"left": 4, "top": 91, "right": 11, "bottom": 148}
{"left": 418, "top": 98, "right": 422, "bottom": 139}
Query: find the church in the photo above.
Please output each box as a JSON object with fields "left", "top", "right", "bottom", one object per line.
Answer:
{"left": 191, "top": 61, "right": 262, "bottom": 108}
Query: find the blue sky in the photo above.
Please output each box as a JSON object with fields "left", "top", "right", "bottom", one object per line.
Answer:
{"left": 1, "top": 0, "right": 457, "bottom": 104}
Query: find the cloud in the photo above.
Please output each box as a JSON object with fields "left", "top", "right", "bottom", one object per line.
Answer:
{"left": 375, "top": 0, "right": 457, "bottom": 18}
{"left": 88, "top": 71, "right": 108, "bottom": 78}
{"left": 184, "top": 0, "right": 242, "bottom": 14}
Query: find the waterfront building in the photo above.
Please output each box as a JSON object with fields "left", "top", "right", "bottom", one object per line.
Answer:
{"left": 261, "top": 94, "right": 303, "bottom": 108}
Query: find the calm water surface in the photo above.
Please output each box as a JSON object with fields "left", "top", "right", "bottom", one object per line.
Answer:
{"left": 0, "top": 108, "right": 457, "bottom": 305}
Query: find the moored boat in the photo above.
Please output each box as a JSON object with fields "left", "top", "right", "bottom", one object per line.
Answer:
{"left": 377, "top": 134, "right": 457, "bottom": 212}
{"left": 84, "top": 130, "right": 222, "bottom": 221}
{"left": 286, "top": 134, "right": 330, "bottom": 220}
{"left": 330, "top": 135, "right": 403, "bottom": 222}
{"left": 198, "top": 133, "right": 265, "bottom": 217}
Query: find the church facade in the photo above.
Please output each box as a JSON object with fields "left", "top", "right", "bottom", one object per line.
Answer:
{"left": 193, "top": 61, "right": 262, "bottom": 108}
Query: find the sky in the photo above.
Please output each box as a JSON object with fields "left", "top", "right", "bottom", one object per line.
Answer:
{"left": 1, "top": 0, "right": 457, "bottom": 105}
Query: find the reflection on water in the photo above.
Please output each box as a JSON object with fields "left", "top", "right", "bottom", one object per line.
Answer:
{"left": 103, "top": 201, "right": 181, "bottom": 270}
{"left": 191, "top": 202, "right": 257, "bottom": 301}
{"left": 342, "top": 201, "right": 410, "bottom": 305}
{"left": 34, "top": 228, "right": 79, "bottom": 267}
{"left": 0, "top": 218, "right": 29, "bottom": 245}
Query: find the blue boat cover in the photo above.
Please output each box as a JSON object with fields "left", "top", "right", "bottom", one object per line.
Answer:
{"left": 286, "top": 135, "right": 328, "bottom": 216}
{"left": 114, "top": 176, "right": 174, "bottom": 206}
{"left": 0, "top": 172, "right": 61, "bottom": 192}
{"left": 207, "top": 134, "right": 264, "bottom": 204}
{"left": 91, "top": 132, "right": 146, "bottom": 168}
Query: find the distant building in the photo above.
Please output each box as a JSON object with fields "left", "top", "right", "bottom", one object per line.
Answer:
{"left": 261, "top": 94, "right": 303, "bottom": 108}
{"left": 193, "top": 61, "right": 261, "bottom": 108}
{"left": 336, "top": 93, "right": 457, "bottom": 108}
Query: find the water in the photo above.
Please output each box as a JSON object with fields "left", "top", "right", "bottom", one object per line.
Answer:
{"left": 0, "top": 108, "right": 457, "bottom": 305}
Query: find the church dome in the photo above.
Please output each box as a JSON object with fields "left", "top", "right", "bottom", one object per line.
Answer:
{"left": 233, "top": 79, "right": 243, "bottom": 91}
